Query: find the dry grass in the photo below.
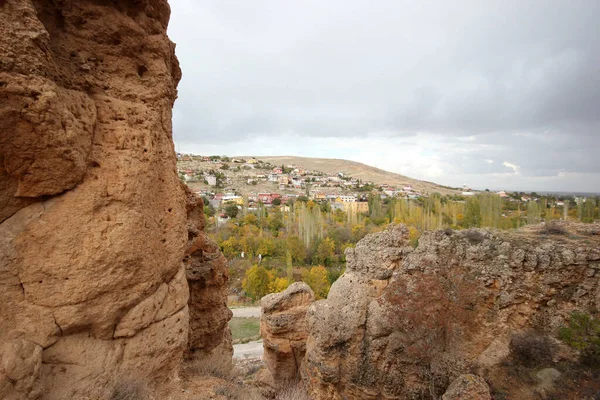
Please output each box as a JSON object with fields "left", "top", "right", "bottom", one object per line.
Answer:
{"left": 275, "top": 381, "right": 311, "bottom": 400}
{"left": 109, "top": 381, "right": 149, "bottom": 400}
{"left": 186, "top": 352, "right": 233, "bottom": 379}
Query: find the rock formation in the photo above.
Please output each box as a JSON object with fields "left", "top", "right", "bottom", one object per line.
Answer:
{"left": 441, "top": 374, "right": 491, "bottom": 400}
{"left": 184, "top": 190, "right": 233, "bottom": 364}
{"left": 260, "top": 282, "right": 314, "bottom": 388}
{"left": 303, "top": 223, "right": 600, "bottom": 399}
{"left": 0, "top": 1, "right": 228, "bottom": 399}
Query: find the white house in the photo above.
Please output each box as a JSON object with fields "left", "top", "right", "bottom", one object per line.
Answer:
{"left": 205, "top": 175, "right": 217, "bottom": 186}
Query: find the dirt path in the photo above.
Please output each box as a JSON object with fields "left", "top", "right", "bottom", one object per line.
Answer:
{"left": 230, "top": 306, "right": 261, "bottom": 318}
{"left": 233, "top": 339, "right": 263, "bottom": 359}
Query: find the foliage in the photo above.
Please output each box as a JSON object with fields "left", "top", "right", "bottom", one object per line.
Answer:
{"left": 302, "top": 266, "right": 331, "bottom": 299}
{"left": 225, "top": 203, "right": 239, "bottom": 219}
{"left": 242, "top": 265, "right": 273, "bottom": 301}
{"left": 272, "top": 197, "right": 281, "bottom": 206}
{"left": 559, "top": 312, "right": 600, "bottom": 367}
{"left": 269, "top": 277, "right": 290, "bottom": 293}
{"left": 314, "top": 237, "right": 335, "bottom": 266}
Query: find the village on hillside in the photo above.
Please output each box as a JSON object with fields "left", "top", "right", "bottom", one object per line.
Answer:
{"left": 176, "top": 154, "right": 587, "bottom": 225}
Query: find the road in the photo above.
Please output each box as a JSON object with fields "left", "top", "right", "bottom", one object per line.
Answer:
{"left": 230, "top": 306, "right": 261, "bottom": 318}
{"left": 233, "top": 339, "right": 263, "bottom": 359}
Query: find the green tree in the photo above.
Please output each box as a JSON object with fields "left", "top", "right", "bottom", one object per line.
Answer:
{"left": 314, "top": 237, "right": 335, "bottom": 266}
{"left": 272, "top": 197, "right": 281, "bottom": 206}
{"left": 225, "top": 204, "right": 239, "bottom": 219}
{"left": 463, "top": 197, "right": 481, "bottom": 228}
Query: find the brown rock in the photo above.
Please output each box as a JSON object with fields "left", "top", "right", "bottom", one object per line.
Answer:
{"left": 260, "top": 282, "right": 314, "bottom": 388}
{"left": 304, "top": 223, "right": 600, "bottom": 399}
{"left": 185, "top": 189, "right": 233, "bottom": 361}
{"left": 0, "top": 0, "right": 196, "bottom": 398}
{"left": 442, "top": 374, "right": 491, "bottom": 400}
{"left": 0, "top": 339, "right": 43, "bottom": 400}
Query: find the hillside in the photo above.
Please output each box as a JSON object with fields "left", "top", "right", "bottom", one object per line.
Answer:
{"left": 255, "top": 156, "right": 459, "bottom": 195}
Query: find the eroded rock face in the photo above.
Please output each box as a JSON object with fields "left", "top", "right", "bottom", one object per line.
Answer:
{"left": 185, "top": 190, "right": 233, "bottom": 364}
{"left": 260, "top": 282, "right": 315, "bottom": 388}
{"left": 442, "top": 374, "right": 491, "bottom": 400}
{"left": 0, "top": 1, "right": 194, "bottom": 398}
{"left": 304, "top": 224, "right": 600, "bottom": 399}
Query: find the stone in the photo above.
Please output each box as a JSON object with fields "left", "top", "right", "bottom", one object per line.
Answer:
{"left": 260, "top": 282, "right": 314, "bottom": 388}
{"left": 185, "top": 190, "right": 233, "bottom": 361}
{"left": 303, "top": 223, "right": 600, "bottom": 399}
{"left": 442, "top": 374, "right": 491, "bottom": 400}
{"left": 0, "top": 0, "right": 202, "bottom": 398}
{"left": 0, "top": 339, "right": 43, "bottom": 400}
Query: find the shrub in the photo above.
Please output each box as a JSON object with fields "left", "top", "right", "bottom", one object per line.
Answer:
{"left": 543, "top": 222, "right": 567, "bottom": 235}
{"left": 242, "top": 265, "right": 274, "bottom": 300}
{"left": 510, "top": 331, "right": 554, "bottom": 367}
{"left": 463, "top": 230, "right": 485, "bottom": 244}
{"left": 559, "top": 312, "right": 600, "bottom": 367}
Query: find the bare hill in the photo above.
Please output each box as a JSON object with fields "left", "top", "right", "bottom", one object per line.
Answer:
{"left": 255, "top": 156, "right": 459, "bottom": 195}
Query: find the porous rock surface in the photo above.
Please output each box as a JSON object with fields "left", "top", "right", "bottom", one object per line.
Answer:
{"left": 0, "top": 1, "right": 228, "bottom": 399}
{"left": 184, "top": 190, "right": 233, "bottom": 364}
{"left": 260, "top": 282, "right": 315, "bottom": 388}
{"left": 441, "top": 374, "right": 491, "bottom": 400}
{"left": 303, "top": 223, "right": 600, "bottom": 399}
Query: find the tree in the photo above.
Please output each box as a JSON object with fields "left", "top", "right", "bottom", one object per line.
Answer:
{"left": 314, "top": 237, "right": 335, "bottom": 266}
{"left": 269, "top": 277, "right": 289, "bottom": 293}
{"left": 463, "top": 197, "right": 481, "bottom": 228}
{"left": 225, "top": 203, "right": 239, "bottom": 219}
{"left": 272, "top": 197, "right": 281, "bottom": 206}
{"left": 302, "top": 266, "right": 331, "bottom": 299}
{"left": 257, "top": 237, "right": 276, "bottom": 256}
{"left": 286, "top": 236, "right": 306, "bottom": 263}
{"left": 242, "top": 265, "right": 273, "bottom": 301}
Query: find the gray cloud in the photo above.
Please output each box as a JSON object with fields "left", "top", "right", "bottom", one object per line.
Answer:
{"left": 168, "top": 0, "right": 600, "bottom": 192}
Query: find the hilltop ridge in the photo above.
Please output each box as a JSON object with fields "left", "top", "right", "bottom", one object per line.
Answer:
{"left": 254, "top": 156, "right": 458, "bottom": 195}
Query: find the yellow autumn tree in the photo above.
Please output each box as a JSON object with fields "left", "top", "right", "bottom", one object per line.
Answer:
{"left": 302, "top": 266, "right": 331, "bottom": 299}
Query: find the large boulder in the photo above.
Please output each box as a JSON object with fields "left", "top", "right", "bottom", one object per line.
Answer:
{"left": 260, "top": 282, "right": 315, "bottom": 388}
{"left": 0, "top": 0, "right": 204, "bottom": 398}
{"left": 442, "top": 374, "right": 491, "bottom": 400}
{"left": 304, "top": 223, "right": 600, "bottom": 399}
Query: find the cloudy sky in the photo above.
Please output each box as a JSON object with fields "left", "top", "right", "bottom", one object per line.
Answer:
{"left": 167, "top": 0, "right": 600, "bottom": 193}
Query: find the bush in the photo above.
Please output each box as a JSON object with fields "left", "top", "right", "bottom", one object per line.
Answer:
{"left": 559, "top": 312, "right": 600, "bottom": 367}
{"left": 510, "top": 331, "right": 554, "bottom": 367}
{"left": 463, "top": 230, "right": 485, "bottom": 244}
{"left": 543, "top": 222, "right": 567, "bottom": 235}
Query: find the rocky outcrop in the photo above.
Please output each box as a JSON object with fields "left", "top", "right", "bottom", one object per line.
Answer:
{"left": 185, "top": 190, "right": 233, "bottom": 364}
{"left": 260, "top": 282, "right": 315, "bottom": 388}
{"left": 304, "top": 223, "right": 600, "bottom": 399}
{"left": 442, "top": 374, "right": 491, "bottom": 400}
{"left": 0, "top": 1, "right": 199, "bottom": 398}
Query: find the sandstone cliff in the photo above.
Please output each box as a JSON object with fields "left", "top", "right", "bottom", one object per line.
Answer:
{"left": 0, "top": 1, "right": 229, "bottom": 399}
{"left": 303, "top": 223, "right": 600, "bottom": 399}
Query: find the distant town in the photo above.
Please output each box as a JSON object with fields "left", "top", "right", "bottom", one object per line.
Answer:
{"left": 177, "top": 154, "right": 594, "bottom": 224}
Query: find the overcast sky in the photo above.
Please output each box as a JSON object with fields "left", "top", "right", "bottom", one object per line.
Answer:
{"left": 167, "top": 0, "right": 600, "bottom": 193}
